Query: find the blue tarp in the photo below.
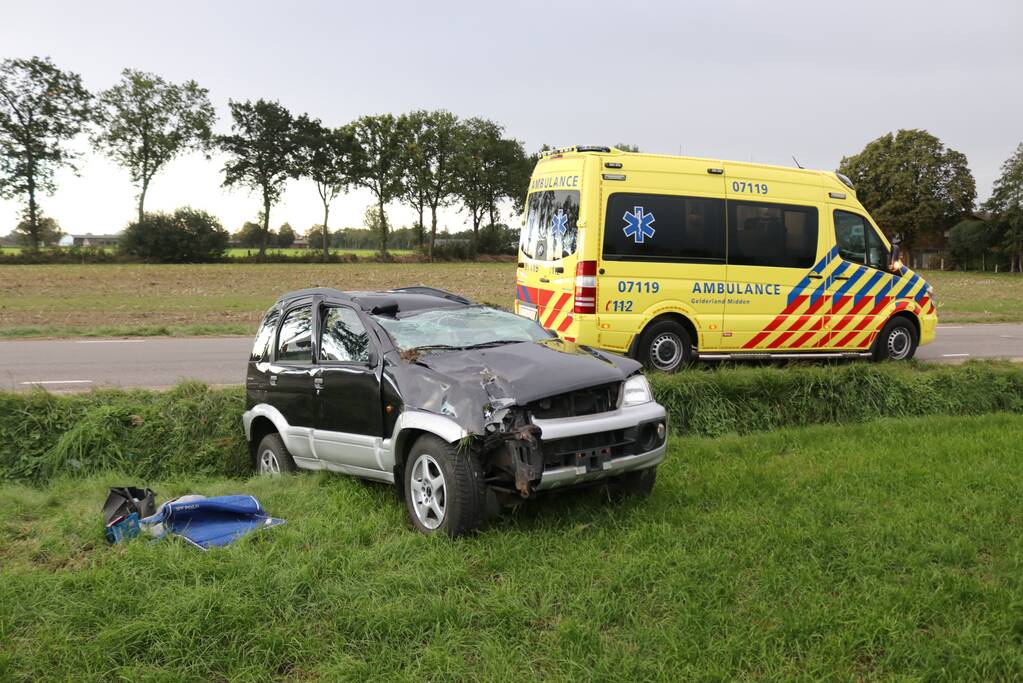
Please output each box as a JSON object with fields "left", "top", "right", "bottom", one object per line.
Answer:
{"left": 141, "top": 495, "right": 285, "bottom": 549}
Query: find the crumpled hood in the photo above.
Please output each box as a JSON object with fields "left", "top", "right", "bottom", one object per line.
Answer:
{"left": 415, "top": 341, "right": 640, "bottom": 405}
{"left": 387, "top": 340, "right": 642, "bottom": 434}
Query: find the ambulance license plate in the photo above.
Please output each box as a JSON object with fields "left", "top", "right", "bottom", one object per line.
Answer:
{"left": 517, "top": 304, "right": 537, "bottom": 320}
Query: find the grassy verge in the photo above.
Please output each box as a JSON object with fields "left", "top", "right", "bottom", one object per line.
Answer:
{"left": 3, "top": 413, "right": 1023, "bottom": 679}
{"left": 921, "top": 269, "right": 1023, "bottom": 323}
{"left": 2, "top": 362, "right": 1022, "bottom": 484}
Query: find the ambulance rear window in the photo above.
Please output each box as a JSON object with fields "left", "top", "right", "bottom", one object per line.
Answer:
{"left": 521, "top": 190, "right": 579, "bottom": 261}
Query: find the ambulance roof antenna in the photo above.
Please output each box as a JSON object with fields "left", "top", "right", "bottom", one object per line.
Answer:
{"left": 792, "top": 155, "right": 805, "bottom": 169}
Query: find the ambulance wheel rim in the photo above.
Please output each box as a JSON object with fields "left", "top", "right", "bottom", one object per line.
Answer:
{"left": 650, "top": 333, "right": 683, "bottom": 371}
{"left": 887, "top": 328, "right": 911, "bottom": 360}
{"left": 259, "top": 449, "right": 281, "bottom": 475}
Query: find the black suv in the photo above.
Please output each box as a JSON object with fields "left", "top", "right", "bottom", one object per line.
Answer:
{"left": 244, "top": 286, "right": 667, "bottom": 536}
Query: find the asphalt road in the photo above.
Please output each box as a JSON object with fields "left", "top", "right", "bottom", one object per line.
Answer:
{"left": 1, "top": 324, "right": 1021, "bottom": 391}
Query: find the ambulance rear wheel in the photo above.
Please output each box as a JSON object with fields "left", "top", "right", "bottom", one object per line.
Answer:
{"left": 639, "top": 321, "right": 692, "bottom": 373}
{"left": 873, "top": 317, "right": 918, "bottom": 362}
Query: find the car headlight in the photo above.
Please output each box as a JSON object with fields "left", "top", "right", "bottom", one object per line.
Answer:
{"left": 623, "top": 374, "right": 653, "bottom": 406}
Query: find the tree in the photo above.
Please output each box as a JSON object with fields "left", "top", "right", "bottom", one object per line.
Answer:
{"left": 219, "top": 100, "right": 305, "bottom": 257}
{"left": 984, "top": 143, "right": 1023, "bottom": 272}
{"left": 947, "top": 218, "right": 993, "bottom": 270}
{"left": 348, "top": 114, "right": 405, "bottom": 256}
{"left": 399, "top": 110, "right": 460, "bottom": 260}
{"left": 234, "top": 220, "right": 268, "bottom": 248}
{"left": 0, "top": 57, "right": 92, "bottom": 250}
{"left": 92, "top": 69, "right": 216, "bottom": 224}
{"left": 120, "top": 207, "right": 228, "bottom": 262}
{"left": 277, "top": 222, "right": 296, "bottom": 248}
{"left": 12, "top": 214, "right": 62, "bottom": 247}
{"left": 295, "top": 119, "right": 354, "bottom": 261}
{"left": 306, "top": 224, "right": 329, "bottom": 251}
{"left": 838, "top": 130, "right": 976, "bottom": 257}
{"left": 452, "top": 118, "right": 528, "bottom": 256}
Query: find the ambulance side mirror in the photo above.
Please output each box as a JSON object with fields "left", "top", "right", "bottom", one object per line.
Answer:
{"left": 889, "top": 233, "right": 903, "bottom": 272}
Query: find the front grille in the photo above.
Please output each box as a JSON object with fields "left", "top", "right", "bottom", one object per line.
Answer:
{"left": 526, "top": 382, "right": 621, "bottom": 419}
{"left": 541, "top": 429, "right": 633, "bottom": 469}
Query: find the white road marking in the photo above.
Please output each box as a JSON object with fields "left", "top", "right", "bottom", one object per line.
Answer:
{"left": 20, "top": 379, "right": 94, "bottom": 385}
{"left": 75, "top": 339, "right": 145, "bottom": 344}
{"left": 941, "top": 353, "right": 971, "bottom": 358}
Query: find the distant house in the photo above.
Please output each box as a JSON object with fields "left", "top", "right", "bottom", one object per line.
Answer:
{"left": 72, "top": 233, "right": 121, "bottom": 248}
{"left": 58, "top": 234, "right": 75, "bottom": 247}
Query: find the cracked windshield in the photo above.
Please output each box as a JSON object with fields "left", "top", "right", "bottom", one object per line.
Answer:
{"left": 374, "top": 306, "right": 551, "bottom": 351}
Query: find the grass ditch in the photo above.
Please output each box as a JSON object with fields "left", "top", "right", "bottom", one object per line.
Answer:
{"left": 3, "top": 413, "right": 1023, "bottom": 679}
{"left": 1, "top": 361, "right": 1021, "bottom": 484}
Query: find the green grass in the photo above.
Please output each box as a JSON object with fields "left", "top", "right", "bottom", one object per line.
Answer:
{"left": 921, "top": 269, "right": 1023, "bottom": 323}
{"left": 224, "top": 247, "right": 413, "bottom": 258}
{"left": 2, "top": 413, "right": 1023, "bottom": 679}
{"left": 3, "top": 363, "right": 1022, "bottom": 484}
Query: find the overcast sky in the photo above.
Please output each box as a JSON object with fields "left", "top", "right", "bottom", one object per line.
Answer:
{"left": 2, "top": 0, "right": 1020, "bottom": 237}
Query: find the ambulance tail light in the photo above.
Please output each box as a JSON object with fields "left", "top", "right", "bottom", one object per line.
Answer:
{"left": 574, "top": 260, "right": 597, "bottom": 314}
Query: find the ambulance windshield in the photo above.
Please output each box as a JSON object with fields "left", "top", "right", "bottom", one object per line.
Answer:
{"left": 520, "top": 190, "right": 579, "bottom": 261}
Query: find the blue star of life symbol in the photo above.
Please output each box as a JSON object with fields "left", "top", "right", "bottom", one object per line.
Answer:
{"left": 623, "top": 206, "right": 655, "bottom": 244}
{"left": 550, "top": 209, "right": 569, "bottom": 237}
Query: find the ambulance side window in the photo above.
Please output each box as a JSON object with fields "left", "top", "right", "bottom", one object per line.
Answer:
{"left": 728, "top": 201, "right": 818, "bottom": 269}
{"left": 602, "top": 193, "right": 725, "bottom": 262}
{"left": 835, "top": 210, "right": 889, "bottom": 270}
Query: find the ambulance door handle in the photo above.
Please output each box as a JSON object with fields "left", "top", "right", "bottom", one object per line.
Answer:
{"left": 834, "top": 275, "right": 850, "bottom": 281}
{"left": 807, "top": 274, "right": 823, "bottom": 280}
{"left": 553, "top": 267, "right": 564, "bottom": 274}
{"left": 539, "top": 277, "right": 550, "bottom": 283}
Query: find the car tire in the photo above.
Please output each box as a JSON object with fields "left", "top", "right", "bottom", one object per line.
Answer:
{"left": 638, "top": 320, "right": 693, "bottom": 372}
{"left": 404, "top": 434, "right": 487, "bottom": 537}
{"left": 601, "top": 466, "right": 657, "bottom": 500}
{"left": 873, "top": 317, "right": 918, "bottom": 362}
{"left": 255, "top": 433, "right": 298, "bottom": 475}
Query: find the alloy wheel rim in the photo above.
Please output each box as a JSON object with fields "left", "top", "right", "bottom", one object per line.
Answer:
{"left": 259, "top": 449, "right": 281, "bottom": 475}
{"left": 650, "top": 333, "right": 683, "bottom": 371}
{"left": 888, "top": 328, "right": 911, "bottom": 360}
{"left": 410, "top": 453, "right": 446, "bottom": 530}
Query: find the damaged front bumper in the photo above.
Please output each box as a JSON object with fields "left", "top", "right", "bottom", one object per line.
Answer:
{"left": 529, "top": 400, "right": 667, "bottom": 492}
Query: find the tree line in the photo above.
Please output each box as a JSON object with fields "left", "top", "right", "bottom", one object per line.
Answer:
{"left": 2, "top": 56, "right": 1021, "bottom": 270}
{"left": 0, "top": 56, "right": 532, "bottom": 260}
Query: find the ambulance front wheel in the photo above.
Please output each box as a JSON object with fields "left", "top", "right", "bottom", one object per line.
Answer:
{"left": 638, "top": 320, "right": 693, "bottom": 372}
{"left": 873, "top": 316, "right": 919, "bottom": 362}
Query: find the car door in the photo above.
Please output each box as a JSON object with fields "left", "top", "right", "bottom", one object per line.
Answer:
{"left": 312, "top": 304, "right": 384, "bottom": 471}
{"left": 267, "top": 301, "right": 318, "bottom": 460}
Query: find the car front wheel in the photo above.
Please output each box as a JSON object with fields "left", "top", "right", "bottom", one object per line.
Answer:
{"left": 403, "top": 435, "right": 487, "bottom": 537}
{"left": 255, "top": 433, "right": 297, "bottom": 475}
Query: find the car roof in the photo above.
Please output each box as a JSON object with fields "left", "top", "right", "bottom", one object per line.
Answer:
{"left": 273, "top": 286, "right": 472, "bottom": 315}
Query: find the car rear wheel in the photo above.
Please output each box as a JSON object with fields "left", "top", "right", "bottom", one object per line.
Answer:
{"left": 255, "top": 433, "right": 297, "bottom": 475}
{"left": 873, "top": 317, "right": 918, "bottom": 362}
{"left": 403, "top": 434, "right": 487, "bottom": 537}
{"left": 639, "top": 321, "right": 693, "bottom": 372}
{"left": 601, "top": 466, "right": 657, "bottom": 500}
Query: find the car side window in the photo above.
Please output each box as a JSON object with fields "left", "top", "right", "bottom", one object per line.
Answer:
{"left": 250, "top": 307, "right": 280, "bottom": 362}
{"left": 277, "top": 305, "right": 313, "bottom": 363}
{"left": 320, "top": 307, "right": 371, "bottom": 363}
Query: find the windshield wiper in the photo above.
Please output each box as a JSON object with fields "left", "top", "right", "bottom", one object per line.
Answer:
{"left": 406, "top": 344, "right": 465, "bottom": 353}
{"left": 461, "top": 339, "right": 529, "bottom": 349}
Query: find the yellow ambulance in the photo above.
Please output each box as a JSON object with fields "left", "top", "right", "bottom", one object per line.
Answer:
{"left": 515, "top": 146, "right": 937, "bottom": 371}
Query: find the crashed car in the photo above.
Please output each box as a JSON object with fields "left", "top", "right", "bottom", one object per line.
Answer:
{"left": 243, "top": 286, "right": 668, "bottom": 536}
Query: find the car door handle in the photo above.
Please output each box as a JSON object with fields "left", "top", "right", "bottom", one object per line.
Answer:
{"left": 269, "top": 375, "right": 277, "bottom": 386}
{"left": 807, "top": 274, "right": 823, "bottom": 280}
{"left": 834, "top": 275, "right": 850, "bottom": 281}
{"left": 539, "top": 277, "right": 550, "bottom": 283}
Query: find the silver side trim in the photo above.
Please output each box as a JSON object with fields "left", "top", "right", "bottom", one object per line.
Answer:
{"left": 530, "top": 401, "right": 667, "bottom": 441}
{"left": 535, "top": 442, "right": 666, "bottom": 491}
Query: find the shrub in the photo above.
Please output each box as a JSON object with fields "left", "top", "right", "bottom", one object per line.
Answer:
{"left": 120, "top": 207, "right": 229, "bottom": 262}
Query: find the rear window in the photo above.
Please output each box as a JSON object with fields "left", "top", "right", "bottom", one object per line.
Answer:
{"left": 520, "top": 190, "right": 579, "bottom": 261}
{"left": 603, "top": 193, "right": 726, "bottom": 262}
